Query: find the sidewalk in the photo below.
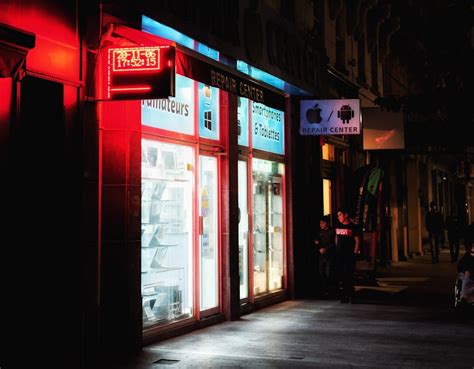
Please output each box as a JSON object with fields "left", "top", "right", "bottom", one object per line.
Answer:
{"left": 112, "top": 249, "right": 472, "bottom": 369}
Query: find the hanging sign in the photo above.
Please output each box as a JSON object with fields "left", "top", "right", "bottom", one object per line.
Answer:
{"left": 300, "top": 99, "right": 361, "bottom": 135}
{"left": 101, "top": 45, "right": 175, "bottom": 101}
{"left": 362, "top": 108, "right": 405, "bottom": 150}
{"left": 176, "top": 50, "right": 286, "bottom": 111}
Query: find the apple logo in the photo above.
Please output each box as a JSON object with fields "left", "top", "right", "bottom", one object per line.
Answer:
{"left": 306, "top": 104, "right": 323, "bottom": 124}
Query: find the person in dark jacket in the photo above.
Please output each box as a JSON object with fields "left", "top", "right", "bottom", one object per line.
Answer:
{"left": 445, "top": 208, "right": 462, "bottom": 262}
{"left": 425, "top": 201, "right": 444, "bottom": 263}
{"left": 314, "top": 215, "right": 336, "bottom": 297}
{"left": 335, "top": 207, "right": 361, "bottom": 304}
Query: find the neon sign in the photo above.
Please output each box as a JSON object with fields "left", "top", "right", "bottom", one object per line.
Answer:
{"left": 101, "top": 45, "right": 175, "bottom": 101}
{"left": 111, "top": 47, "right": 160, "bottom": 72}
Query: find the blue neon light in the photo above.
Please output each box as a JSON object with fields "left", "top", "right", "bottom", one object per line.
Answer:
{"left": 142, "top": 15, "right": 219, "bottom": 61}
{"left": 237, "top": 60, "right": 311, "bottom": 96}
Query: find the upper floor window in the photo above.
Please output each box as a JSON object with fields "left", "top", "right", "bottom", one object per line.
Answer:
{"left": 322, "top": 143, "right": 335, "bottom": 161}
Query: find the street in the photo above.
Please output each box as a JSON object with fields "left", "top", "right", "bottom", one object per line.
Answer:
{"left": 118, "top": 246, "right": 473, "bottom": 369}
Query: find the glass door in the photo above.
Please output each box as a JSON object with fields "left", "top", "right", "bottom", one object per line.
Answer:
{"left": 238, "top": 160, "right": 249, "bottom": 300}
{"left": 141, "top": 139, "right": 194, "bottom": 327}
{"left": 199, "top": 155, "right": 219, "bottom": 312}
{"left": 252, "top": 158, "right": 285, "bottom": 295}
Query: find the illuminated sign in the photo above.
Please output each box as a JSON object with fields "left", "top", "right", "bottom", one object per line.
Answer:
{"left": 362, "top": 108, "right": 405, "bottom": 150}
{"left": 300, "top": 99, "right": 361, "bottom": 135}
{"left": 252, "top": 102, "right": 284, "bottom": 155}
{"left": 101, "top": 45, "right": 175, "bottom": 101}
{"left": 111, "top": 47, "right": 160, "bottom": 72}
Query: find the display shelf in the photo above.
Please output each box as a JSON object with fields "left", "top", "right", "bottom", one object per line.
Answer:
{"left": 142, "top": 267, "right": 184, "bottom": 273}
{"left": 142, "top": 175, "right": 190, "bottom": 182}
{"left": 142, "top": 242, "right": 180, "bottom": 248}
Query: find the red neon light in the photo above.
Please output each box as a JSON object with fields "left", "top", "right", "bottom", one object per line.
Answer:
{"left": 111, "top": 47, "right": 162, "bottom": 72}
{"left": 110, "top": 86, "right": 152, "bottom": 93}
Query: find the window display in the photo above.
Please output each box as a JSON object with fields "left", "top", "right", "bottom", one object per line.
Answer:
{"left": 252, "top": 158, "right": 284, "bottom": 295}
{"left": 238, "top": 160, "right": 249, "bottom": 299}
{"left": 141, "top": 139, "right": 194, "bottom": 327}
{"left": 238, "top": 97, "right": 249, "bottom": 147}
{"left": 199, "top": 155, "right": 219, "bottom": 310}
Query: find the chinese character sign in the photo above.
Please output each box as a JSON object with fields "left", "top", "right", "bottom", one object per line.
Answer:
{"left": 300, "top": 99, "right": 361, "bottom": 135}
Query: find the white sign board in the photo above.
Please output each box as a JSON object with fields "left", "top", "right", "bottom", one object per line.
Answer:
{"left": 300, "top": 99, "right": 361, "bottom": 135}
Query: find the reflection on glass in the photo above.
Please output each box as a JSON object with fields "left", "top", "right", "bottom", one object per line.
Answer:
{"left": 252, "top": 158, "right": 284, "bottom": 295}
{"left": 199, "top": 156, "right": 219, "bottom": 310}
{"left": 141, "top": 139, "right": 194, "bottom": 327}
{"left": 198, "top": 83, "right": 219, "bottom": 140}
{"left": 238, "top": 161, "right": 249, "bottom": 299}
{"left": 237, "top": 97, "right": 249, "bottom": 147}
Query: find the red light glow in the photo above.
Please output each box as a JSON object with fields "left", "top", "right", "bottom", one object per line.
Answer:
{"left": 111, "top": 86, "right": 152, "bottom": 93}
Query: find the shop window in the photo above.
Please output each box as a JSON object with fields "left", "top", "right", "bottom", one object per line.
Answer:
{"left": 238, "top": 97, "right": 249, "bottom": 147}
{"left": 141, "top": 139, "right": 194, "bottom": 327}
{"left": 252, "top": 158, "right": 284, "bottom": 295}
{"left": 323, "top": 179, "right": 332, "bottom": 217}
{"left": 199, "top": 155, "right": 219, "bottom": 311}
{"left": 198, "top": 83, "right": 220, "bottom": 140}
{"left": 322, "top": 143, "right": 335, "bottom": 161}
{"left": 238, "top": 160, "right": 249, "bottom": 299}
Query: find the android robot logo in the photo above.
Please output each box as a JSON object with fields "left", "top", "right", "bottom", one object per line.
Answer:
{"left": 337, "top": 105, "right": 354, "bottom": 124}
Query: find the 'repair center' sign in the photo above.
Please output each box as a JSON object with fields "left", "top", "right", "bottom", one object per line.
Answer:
{"left": 300, "top": 99, "right": 361, "bottom": 135}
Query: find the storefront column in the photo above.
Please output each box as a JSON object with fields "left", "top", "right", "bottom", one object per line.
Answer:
{"left": 220, "top": 92, "right": 240, "bottom": 320}
{"left": 99, "top": 100, "right": 142, "bottom": 354}
{"left": 406, "top": 156, "right": 423, "bottom": 256}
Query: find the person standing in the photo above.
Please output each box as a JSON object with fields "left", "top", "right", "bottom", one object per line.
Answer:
{"left": 425, "top": 201, "right": 444, "bottom": 263}
{"left": 314, "top": 215, "right": 336, "bottom": 297}
{"left": 335, "top": 207, "right": 361, "bottom": 304}
{"left": 445, "top": 208, "right": 462, "bottom": 262}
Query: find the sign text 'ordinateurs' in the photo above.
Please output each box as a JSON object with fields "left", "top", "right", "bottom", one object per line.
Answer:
{"left": 300, "top": 99, "right": 361, "bottom": 136}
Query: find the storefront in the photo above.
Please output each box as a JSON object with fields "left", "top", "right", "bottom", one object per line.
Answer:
{"left": 99, "top": 15, "right": 302, "bottom": 340}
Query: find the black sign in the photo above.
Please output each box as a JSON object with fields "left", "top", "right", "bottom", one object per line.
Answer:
{"left": 176, "top": 50, "right": 286, "bottom": 111}
{"left": 101, "top": 45, "right": 175, "bottom": 101}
